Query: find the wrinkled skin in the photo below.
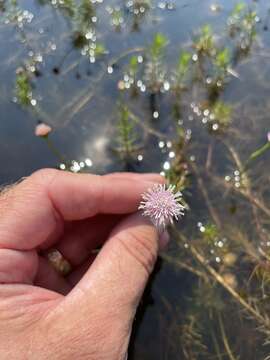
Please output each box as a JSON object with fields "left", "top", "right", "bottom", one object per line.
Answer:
{"left": 0, "top": 169, "right": 166, "bottom": 359}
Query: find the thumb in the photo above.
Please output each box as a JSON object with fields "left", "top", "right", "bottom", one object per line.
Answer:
{"left": 64, "top": 212, "right": 166, "bottom": 335}
{"left": 50, "top": 213, "right": 169, "bottom": 359}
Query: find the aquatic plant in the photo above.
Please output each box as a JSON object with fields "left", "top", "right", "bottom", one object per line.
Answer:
{"left": 242, "top": 134, "right": 270, "bottom": 173}
{"left": 192, "top": 24, "right": 216, "bottom": 58}
{"left": 55, "top": 0, "right": 75, "bottom": 17}
{"left": 15, "top": 67, "right": 34, "bottom": 107}
{"left": 3, "top": 0, "right": 34, "bottom": 28}
{"left": 207, "top": 101, "right": 232, "bottom": 132}
{"left": 119, "top": 55, "right": 143, "bottom": 95}
{"left": 76, "top": 0, "right": 95, "bottom": 30}
{"left": 171, "top": 51, "right": 192, "bottom": 95}
{"left": 115, "top": 103, "right": 138, "bottom": 159}
{"left": 227, "top": 2, "right": 259, "bottom": 56}
{"left": 180, "top": 314, "right": 208, "bottom": 359}
{"left": 213, "top": 47, "right": 231, "bottom": 84}
{"left": 163, "top": 128, "right": 190, "bottom": 191}
{"left": 125, "top": 0, "right": 151, "bottom": 31}
{"left": 144, "top": 33, "right": 168, "bottom": 94}
{"left": 199, "top": 223, "right": 229, "bottom": 264}
{"left": 108, "top": 6, "right": 124, "bottom": 31}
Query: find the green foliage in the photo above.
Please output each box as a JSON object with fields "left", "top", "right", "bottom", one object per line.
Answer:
{"left": 171, "top": 51, "right": 192, "bottom": 95}
{"left": 15, "top": 68, "right": 31, "bottom": 106}
{"left": 180, "top": 314, "right": 208, "bottom": 359}
{"left": 76, "top": 0, "right": 95, "bottom": 28}
{"left": 243, "top": 139, "right": 270, "bottom": 173}
{"left": 144, "top": 33, "right": 168, "bottom": 93}
{"left": 243, "top": 11, "right": 257, "bottom": 39}
{"left": 116, "top": 104, "right": 137, "bottom": 155}
{"left": 127, "top": 0, "right": 151, "bottom": 31}
{"left": 193, "top": 24, "right": 215, "bottom": 56}
{"left": 132, "top": 0, "right": 151, "bottom": 12}
{"left": 129, "top": 55, "right": 139, "bottom": 76}
{"left": 177, "top": 51, "right": 192, "bottom": 77}
{"left": 232, "top": 2, "right": 246, "bottom": 17}
{"left": 164, "top": 128, "right": 189, "bottom": 192}
{"left": 200, "top": 223, "right": 230, "bottom": 262}
{"left": 94, "top": 42, "right": 107, "bottom": 57}
{"left": 211, "top": 101, "right": 232, "bottom": 128}
{"left": 214, "top": 48, "right": 230, "bottom": 70}
{"left": 201, "top": 223, "right": 219, "bottom": 245}
{"left": 110, "top": 7, "right": 124, "bottom": 30}
{"left": 150, "top": 33, "right": 168, "bottom": 59}
{"left": 61, "top": 0, "right": 75, "bottom": 17}
{"left": 228, "top": 3, "right": 258, "bottom": 52}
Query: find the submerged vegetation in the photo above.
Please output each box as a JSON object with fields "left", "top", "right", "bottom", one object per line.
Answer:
{"left": 1, "top": 0, "right": 270, "bottom": 359}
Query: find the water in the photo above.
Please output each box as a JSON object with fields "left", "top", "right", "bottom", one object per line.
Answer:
{"left": 1, "top": 0, "right": 270, "bottom": 358}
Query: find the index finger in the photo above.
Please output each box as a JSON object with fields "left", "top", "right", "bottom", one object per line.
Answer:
{"left": 0, "top": 169, "right": 164, "bottom": 250}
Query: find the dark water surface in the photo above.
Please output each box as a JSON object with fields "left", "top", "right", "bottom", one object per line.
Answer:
{"left": 1, "top": 0, "right": 270, "bottom": 358}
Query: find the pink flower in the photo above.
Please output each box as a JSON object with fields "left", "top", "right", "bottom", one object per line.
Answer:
{"left": 139, "top": 184, "right": 185, "bottom": 229}
{"left": 35, "top": 123, "right": 52, "bottom": 137}
{"left": 267, "top": 132, "right": 270, "bottom": 142}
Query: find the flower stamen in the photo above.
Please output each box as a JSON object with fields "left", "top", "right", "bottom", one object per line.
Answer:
{"left": 139, "top": 184, "right": 185, "bottom": 230}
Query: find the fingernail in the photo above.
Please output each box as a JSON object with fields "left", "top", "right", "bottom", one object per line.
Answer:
{"left": 158, "top": 230, "right": 170, "bottom": 251}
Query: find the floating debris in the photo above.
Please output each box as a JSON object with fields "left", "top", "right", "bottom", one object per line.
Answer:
{"left": 35, "top": 123, "right": 52, "bottom": 137}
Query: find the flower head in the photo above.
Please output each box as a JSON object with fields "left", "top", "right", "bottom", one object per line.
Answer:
{"left": 267, "top": 131, "right": 270, "bottom": 143}
{"left": 139, "top": 184, "right": 185, "bottom": 229}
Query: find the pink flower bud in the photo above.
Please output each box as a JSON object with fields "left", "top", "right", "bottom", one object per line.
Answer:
{"left": 35, "top": 123, "right": 52, "bottom": 137}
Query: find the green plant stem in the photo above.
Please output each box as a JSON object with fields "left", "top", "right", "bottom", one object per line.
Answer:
{"left": 44, "top": 137, "right": 66, "bottom": 163}
{"left": 210, "top": 330, "right": 224, "bottom": 360}
{"left": 218, "top": 314, "right": 238, "bottom": 360}
{"left": 242, "top": 142, "right": 270, "bottom": 174}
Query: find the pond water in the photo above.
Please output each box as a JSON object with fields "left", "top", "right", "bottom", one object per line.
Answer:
{"left": 1, "top": 0, "right": 270, "bottom": 358}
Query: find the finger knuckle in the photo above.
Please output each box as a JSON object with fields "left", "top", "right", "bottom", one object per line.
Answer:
{"left": 30, "top": 168, "right": 60, "bottom": 185}
{"left": 117, "top": 228, "right": 158, "bottom": 275}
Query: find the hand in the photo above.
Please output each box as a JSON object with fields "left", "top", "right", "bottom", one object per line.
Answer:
{"left": 0, "top": 169, "right": 167, "bottom": 359}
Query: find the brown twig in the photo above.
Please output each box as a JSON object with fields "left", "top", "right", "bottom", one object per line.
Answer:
{"left": 172, "top": 230, "right": 270, "bottom": 331}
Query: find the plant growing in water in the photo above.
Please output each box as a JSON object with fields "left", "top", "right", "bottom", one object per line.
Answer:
{"left": 207, "top": 101, "right": 232, "bottom": 132}
{"left": 192, "top": 24, "right": 216, "bottom": 59}
{"left": 115, "top": 103, "right": 138, "bottom": 161}
{"left": 125, "top": 0, "right": 151, "bottom": 31}
{"left": 227, "top": 2, "right": 259, "bottom": 59}
{"left": 144, "top": 33, "right": 168, "bottom": 94}
{"left": 171, "top": 51, "right": 192, "bottom": 96}
{"left": 15, "top": 67, "right": 35, "bottom": 107}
